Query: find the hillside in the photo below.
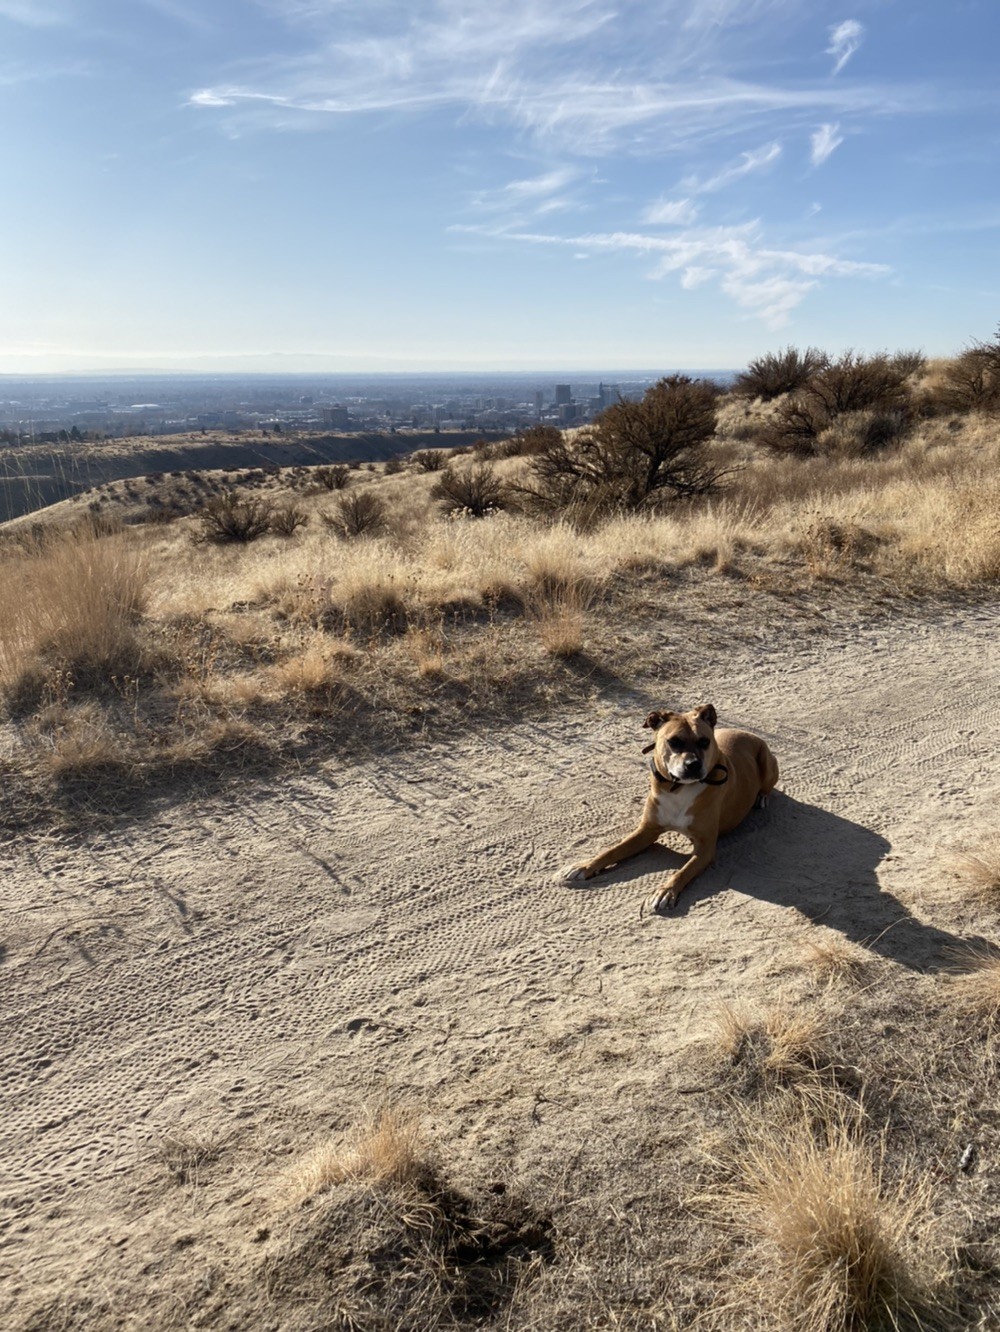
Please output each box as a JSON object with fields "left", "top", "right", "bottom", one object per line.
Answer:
{"left": 4, "top": 358, "right": 1000, "bottom": 1328}
{"left": 0, "top": 429, "right": 490, "bottom": 524}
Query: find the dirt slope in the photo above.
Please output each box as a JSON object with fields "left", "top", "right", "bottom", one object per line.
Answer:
{"left": 2, "top": 602, "right": 998, "bottom": 1325}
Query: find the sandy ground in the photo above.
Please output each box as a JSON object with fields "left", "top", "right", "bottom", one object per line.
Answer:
{"left": 2, "top": 601, "right": 999, "bottom": 1323}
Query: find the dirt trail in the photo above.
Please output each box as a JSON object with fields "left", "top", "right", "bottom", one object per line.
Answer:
{"left": 2, "top": 602, "right": 999, "bottom": 1315}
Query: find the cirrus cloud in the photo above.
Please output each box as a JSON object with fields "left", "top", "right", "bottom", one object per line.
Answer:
{"left": 810, "top": 122, "right": 843, "bottom": 166}
{"left": 452, "top": 218, "right": 890, "bottom": 328}
{"left": 827, "top": 18, "right": 864, "bottom": 76}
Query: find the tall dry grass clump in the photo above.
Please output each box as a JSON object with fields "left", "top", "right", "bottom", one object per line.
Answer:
{"left": 950, "top": 834, "right": 1000, "bottom": 903}
{"left": 0, "top": 529, "right": 148, "bottom": 702}
{"left": 713, "top": 1002, "right": 836, "bottom": 1095}
{"left": 279, "top": 1108, "right": 427, "bottom": 1208}
{"left": 946, "top": 945, "right": 1000, "bottom": 1030}
{"left": 710, "top": 1103, "right": 949, "bottom": 1332}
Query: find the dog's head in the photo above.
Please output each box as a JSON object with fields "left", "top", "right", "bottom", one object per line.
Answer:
{"left": 643, "top": 703, "right": 719, "bottom": 783}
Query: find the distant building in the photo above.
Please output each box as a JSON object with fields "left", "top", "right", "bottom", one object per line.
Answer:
{"left": 558, "top": 402, "right": 579, "bottom": 424}
{"left": 322, "top": 405, "right": 351, "bottom": 429}
{"left": 554, "top": 384, "right": 572, "bottom": 406}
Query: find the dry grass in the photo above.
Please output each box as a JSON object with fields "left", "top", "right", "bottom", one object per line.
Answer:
{"left": 713, "top": 1002, "right": 837, "bottom": 1094}
{"left": 155, "top": 1126, "right": 228, "bottom": 1185}
{"left": 267, "top": 636, "right": 345, "bottom": 697}
{"left": 279, "top": 1107, "right": 427, "bottom": 1208}
{"left": 950, "top": 834, "right": 1000, "bottom": 902}
{"left": 711, "top": 1102, "right": 949, "bottom": 1332}
{"left": 799, "top": 934, "right": 872, "bottom": 987}
{"left": 945, "top": 945, "right": 1000, "bottom": 1028}
{"left": 528, "top": 582, "right": 592, "bottom": 658}
{"left": 0, "top": 529, "right": 148, "bottom": 703}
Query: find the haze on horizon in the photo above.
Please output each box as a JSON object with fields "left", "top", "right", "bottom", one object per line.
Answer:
{"left": 1, "top": 0, "right": 998, "bottom": 375}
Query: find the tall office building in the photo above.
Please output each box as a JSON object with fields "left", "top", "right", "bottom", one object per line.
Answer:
{"left": 554, "top": 384, "right": 572, "bottom": 406}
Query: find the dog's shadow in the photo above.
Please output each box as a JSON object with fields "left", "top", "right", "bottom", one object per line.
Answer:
{"left": 579, "top": 791, "right": 971, "bottom": 974}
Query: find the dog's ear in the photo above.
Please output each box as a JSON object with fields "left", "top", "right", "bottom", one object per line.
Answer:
{"left": 643, "top": 710, "right": 673, "bottom": 730}
{"left": 694, "top": 703, "right": 718, "bottom": 728}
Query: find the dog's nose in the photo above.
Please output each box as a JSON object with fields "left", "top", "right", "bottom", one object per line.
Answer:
{"left": 683, "top": 755, "right": 701, "bottom": 773}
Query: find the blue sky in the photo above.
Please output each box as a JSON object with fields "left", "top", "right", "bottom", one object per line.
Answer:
{"left": 1, "top": 0, "right": 998, "bottom": 372}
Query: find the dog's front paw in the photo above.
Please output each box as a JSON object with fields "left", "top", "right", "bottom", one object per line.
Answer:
{"left": 647, "top": 884, "right": 680, "bottom": 913}
{"left": 563, "top": 864, "right": 598, "bottom": 886}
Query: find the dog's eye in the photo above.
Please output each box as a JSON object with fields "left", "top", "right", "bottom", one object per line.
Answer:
{"left": 697, "top": 737, "right": 710, "bottom": 750}
{"left": 668, "top": 738, "right": 685, "bottom": 752}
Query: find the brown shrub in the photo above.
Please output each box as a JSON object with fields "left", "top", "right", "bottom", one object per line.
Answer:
{"left": 432, "top": 463, "right": 505, "bottom": 518}
{"left": 733, "top": 345, "right": 830, "bottom": 401}
{"left": 927, "top": 331, "right": 1000, "bottom": 414}
{"left": 760, "top": 352, "right": 918, "bottom": 457}
{"left": 268, "top": 503, "right": 309, "bottom": 537}
{"left": 313, "top": 464, "right": 351, "bottom": 490}
{"left": 515, "top": 376, "right": 724, "bottom": 517}
{"left": 323, "top": 490, "right": 388, "bottom": 538}
{"left": 806, "top": 350, "right": 917, "bottom": 419}
{"left": 196, "top": 492, "right": 274, "bottom": 543}
{"left": 477, "top": 425, "right": 564, "bottom": 460}
{"left": 411, "top": 449, "right": 447, "bottom": 472}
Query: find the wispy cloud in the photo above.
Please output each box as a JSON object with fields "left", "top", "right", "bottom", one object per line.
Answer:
{"left": 502, "top": 168, "right": 579, "bottom": 200}
{"left": 827, "top": 18, "right": 864, "bottom": 76}
{"left": 810, "top": 122, "right": 843, "bottom": 166}
{"left": 0, "top": 0, "right": 63, "bottom": 25}
{"left": 468, "top": 166, "right": 585, "bottom": 219}
{"left": 642, "top": 197, "right": 700, "bottom": 225}
{"left": 681, "top": 140, "right": 781, "bottom": 193}
{"left": 189, "top": 3, "right": 919, "bottom": 157}
{"left": 453, "top": 219, "right": 889, "bottom": 327}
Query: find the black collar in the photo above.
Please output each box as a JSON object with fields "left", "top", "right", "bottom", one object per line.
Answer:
{"left": 646, "top": 754, "right": 729, "bottom": 791}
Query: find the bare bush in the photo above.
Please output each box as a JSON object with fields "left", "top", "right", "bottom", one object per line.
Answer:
{"left": 269, "top": 504, "right": 309, "bottom": 537}
{"left": 516, "top": 375, "right": 724, "bottom": 516}
{"left": 411, "top": 449, "right": 447, "bottom": 472}
{"left": 383, "top": 455, "right": 405, "bottom": 475}
{"left": 313, "top": 464, "right": 351, "bottom": 490}
{"left": 758, "top": 397, "right": 829, "bottom": 457}
{"left": 805, "top": 350, "right": 915, "bottom": 419}
{"left": 760, "top": 352, "right": 918, "bottom": 457}
{"left": 734, "top": 346, "right": 830, "bottom": 401}
{"left": 929, "top": 329, "right": 1000, "bottom": 414}
{"left": 323, "top": 489, "right": 388, "bottom": 538}
{"left": 432, "top": 463, "right": 505, "bottom": 518}
{"left": 196, "top": 492, "right": 274, "bottom": 543}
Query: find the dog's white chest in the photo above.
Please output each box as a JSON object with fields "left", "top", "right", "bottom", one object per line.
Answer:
{"left": 652, "top": 781, "right": 700, "bottom": 832}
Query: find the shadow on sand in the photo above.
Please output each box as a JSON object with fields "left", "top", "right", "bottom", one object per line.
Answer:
{"left": 577, "top": 791, "right": 974, "bottom": 974}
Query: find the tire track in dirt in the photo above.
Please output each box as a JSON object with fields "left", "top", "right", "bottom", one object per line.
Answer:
{"left": 1, "top": 605, "right": 998, "bottom": 1268}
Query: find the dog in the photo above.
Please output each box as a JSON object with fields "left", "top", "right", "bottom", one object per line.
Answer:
{"left": 565, "top": 704, "right": 778, "bottom": 912}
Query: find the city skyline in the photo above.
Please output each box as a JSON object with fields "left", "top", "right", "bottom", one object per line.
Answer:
{"left": 1, "top": 1, "right": 998, "bottom": 373}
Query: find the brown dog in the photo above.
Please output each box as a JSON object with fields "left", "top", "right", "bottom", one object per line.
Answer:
{"left": 565, "top": 704, "right": 778, "bottom": 912}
